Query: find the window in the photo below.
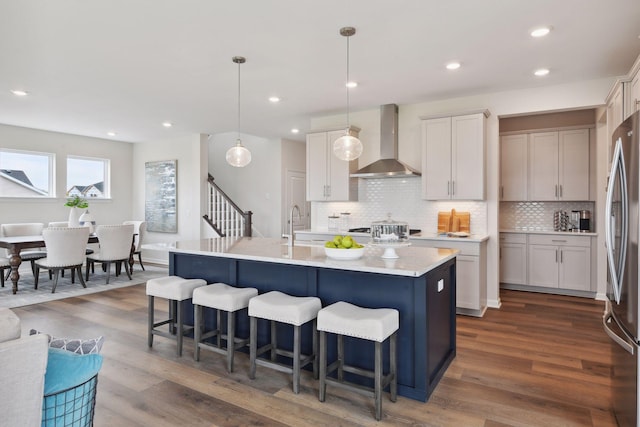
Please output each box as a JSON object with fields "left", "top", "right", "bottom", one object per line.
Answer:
{"left": 0, "top": 149, "right": 54, "bottom": 197}
{"left": 67, "top": 156, "right": 110, "bottom": 199}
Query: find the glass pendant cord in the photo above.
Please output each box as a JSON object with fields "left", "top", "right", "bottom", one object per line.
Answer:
{"left": 345, "top": 30, "right": 351, "bottom": 129}
{"left": 236, "top": 56, "right": 242, "bottom": 141}
{"left": 226, "top": 56, "right": 251, "bottom": 167}
{"left": 333, "top": 27, "right": 362, "bottom": 161}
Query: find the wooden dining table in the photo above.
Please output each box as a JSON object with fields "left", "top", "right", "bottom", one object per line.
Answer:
{"left": 0, "top": 234, "right": 121, "bottom": 294}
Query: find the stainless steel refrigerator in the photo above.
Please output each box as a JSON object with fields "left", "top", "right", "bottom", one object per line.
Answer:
{"left": 604, "top": 110, "right": 640, "bottom": 426}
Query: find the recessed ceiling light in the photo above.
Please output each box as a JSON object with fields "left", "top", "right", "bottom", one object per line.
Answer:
{"left": 107, "top": 131, "right": 116, "bottom": 137}
{"left": 534, "top": 68, "right": 550, "bottom": 76}
{"left": 269, "top": 96, "right": 280, "bottom": 103}
{"left": 446, "top": 62, "right": 461, "bottom": 70}
{"left": 531, "top": 27, "right": 551, "bottom": 38}
{"left": 291, "top": 128, "right": 300, "bottom": 134}
{"left": 346, "top": 81, "right": 358, "bottom": 88}
{"left": 162, "top": 122, "right": 172, "bottom": 128}
{"left": 11, "top": 90, "right": 28, "bottom": 96}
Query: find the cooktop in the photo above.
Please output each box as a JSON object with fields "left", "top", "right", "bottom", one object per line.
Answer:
{"left": 348, "top": 227, "right": 421, "bottom": 235}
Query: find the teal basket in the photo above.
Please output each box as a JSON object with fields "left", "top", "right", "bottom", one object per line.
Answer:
{"left": 42, "top": 374, "right": 98, "bottom": 427}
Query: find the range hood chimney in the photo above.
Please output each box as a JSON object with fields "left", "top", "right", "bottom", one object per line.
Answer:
{"left": 350, "top": 104, "right": 421, "bottom": 178}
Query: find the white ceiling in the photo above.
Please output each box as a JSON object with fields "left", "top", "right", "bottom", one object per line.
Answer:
{"left": 1, "top": 0, "right": 639, "bottom": 143}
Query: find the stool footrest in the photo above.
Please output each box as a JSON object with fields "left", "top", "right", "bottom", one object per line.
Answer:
{"left": 255, "top": 358, "right": 294, "bottom": 375}
{"left": 324, "top": 376, "right": 377, "bottom": 398}
{"left": 197, "top": 337, "right": 249, "bottom": 353}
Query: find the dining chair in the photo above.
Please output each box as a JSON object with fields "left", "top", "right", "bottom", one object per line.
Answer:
{"left": 123, "top": 220, "right": 146, "bottom": 273}
{"left": 47, "top": 221, "right": 96, "bottom": 274}
{"left": 86, "top": 224, "right": 134, "bottom": 284}
{"left": 34, "top": 227, "right": 91, "bottom": 293}
{"left": 1, "top": 223, "right": 47, "bottom": 278}
{"left": 0, "top": 257, "right": 10, "bottom": 287}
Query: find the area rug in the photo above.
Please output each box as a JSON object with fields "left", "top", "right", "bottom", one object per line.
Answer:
{"left": 0, "top": 264, "right": 168, "bottom": 308}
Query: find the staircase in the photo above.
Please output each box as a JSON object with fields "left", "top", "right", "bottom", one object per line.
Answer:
{"left": 203, "top": 174, "right": 252, "bottom": 237}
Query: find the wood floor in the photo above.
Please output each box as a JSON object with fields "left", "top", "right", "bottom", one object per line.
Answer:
{"left": 13, "top": 286, "right": 617, "bottom": 426}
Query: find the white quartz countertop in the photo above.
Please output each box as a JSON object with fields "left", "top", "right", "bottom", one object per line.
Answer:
{"left": 499, "top": 229, "right": 597, "bottom": 237}
{"left": 170, "top": 237, "right": 458, "bottom": 277}
{"left": 296, "top": 229, "right": 489, "bottom": 243}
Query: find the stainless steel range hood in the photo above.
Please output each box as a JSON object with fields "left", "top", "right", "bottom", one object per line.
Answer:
{"left": 350, "top": 104, "right": 421, "bottom": 178}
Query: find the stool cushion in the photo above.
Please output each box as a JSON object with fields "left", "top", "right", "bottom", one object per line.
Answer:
{"left": 248, "top": 291, "right": 321, "bottom": 326}
{"left": 146, "top": 276, "right": 206, "bottom": 301}
{"left": 317, "top": 301, "right": 399, "bottom": 342}
{"left": 193, "top": 283, "right": 258, "bottom": 312}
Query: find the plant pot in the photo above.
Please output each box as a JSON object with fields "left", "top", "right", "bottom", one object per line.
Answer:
{"left": 68, "top": 207, "right": 85, "bottom": 227}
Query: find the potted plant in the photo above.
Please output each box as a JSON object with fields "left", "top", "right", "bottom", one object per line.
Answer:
{"left": 65, "top": 195, "right": 89, "bottom": 227}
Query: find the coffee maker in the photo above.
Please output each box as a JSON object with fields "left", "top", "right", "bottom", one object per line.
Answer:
{"left": 579, "top": 210, "right": 591, "bottom": 232}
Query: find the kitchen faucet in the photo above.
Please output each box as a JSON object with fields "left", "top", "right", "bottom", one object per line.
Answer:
{"left": 283, "top": 204, "right": 301, "bottom": 247}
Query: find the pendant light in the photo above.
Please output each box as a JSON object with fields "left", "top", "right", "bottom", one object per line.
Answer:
{"left": 226, "top": 56, "right": 252, "bottom": 167}
{"left": 333, "top": 26, "right": 363, "bottom": 161}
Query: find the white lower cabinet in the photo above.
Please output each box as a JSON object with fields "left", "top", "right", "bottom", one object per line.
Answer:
{"left": 499, "top": 233, "right": 527, "bottom": 285}
{"left": 412, "top": 239, "right": 487, "bottom": 317}
{"left": 527, "top": 234, "right": 591, "bottom": 292}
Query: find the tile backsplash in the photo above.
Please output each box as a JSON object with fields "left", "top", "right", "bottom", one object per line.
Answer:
{"left": 499, "top": 201, "right": 596, "bottom": 231}
{"left": 311, "top": 177, "right": 488, "bottom": 235}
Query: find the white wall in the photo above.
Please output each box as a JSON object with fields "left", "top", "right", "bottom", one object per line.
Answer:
{"left": 280, "top": 138, "right": 306, "bottom": 233}
{"left": 309, "top": 76, "right": 615, "bottom": 310}
{"left": 0, "top": 123, "right": 133, "bottom": 225}
{"left": 209, "top": 132, "right": 282, "bottom": 238}
{"left": 132, "top": 133, "right": 208, "bottom": 264}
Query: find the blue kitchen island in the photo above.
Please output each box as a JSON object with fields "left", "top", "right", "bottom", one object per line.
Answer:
{"left": 169, "top": 237, "right": 457, "bottom": 402}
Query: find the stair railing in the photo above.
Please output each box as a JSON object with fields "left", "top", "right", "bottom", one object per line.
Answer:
{"left": 203, "top": 174, "right": 252, "bottom": 237}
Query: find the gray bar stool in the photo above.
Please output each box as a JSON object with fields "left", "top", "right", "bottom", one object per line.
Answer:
{"left": 248, "top": 291, "right": 321, "bottom": 394}
{"left": 317, "top": 301, "right": 398, "bottom": 421}
{"left": 146, "top": 275, "right": 206, "bottom": 356}
{"left": 193, "top": 283, "right": 258, "bottom": 372}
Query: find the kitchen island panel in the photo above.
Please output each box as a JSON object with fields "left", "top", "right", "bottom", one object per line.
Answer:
{"left": 169, "top": 247, "right": 456, "bottom": 402}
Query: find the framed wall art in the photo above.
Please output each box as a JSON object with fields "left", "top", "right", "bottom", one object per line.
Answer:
{"left": 145, "top": 159, "right": 177, "bottom": 233}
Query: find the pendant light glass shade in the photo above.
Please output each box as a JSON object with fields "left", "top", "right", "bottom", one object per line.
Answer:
{"left": 226, "top": 139, "right": 252, "bottom": 167}
{"left": 333, "top": 132, "right": 363, "bottom": 161}
{"left": 227, "top": 56, "right": 252, "bottom": 167}
{"left": 333, "top": 27, "right": 363, "bottom": 161}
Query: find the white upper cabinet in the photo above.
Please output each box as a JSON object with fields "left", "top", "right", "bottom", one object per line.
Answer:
{"left": 422, "top": 111, "right": 488, "bottom": 200}
{"left": 306, "top": 129, "right": 358, "bottom": 202}
{"left": 629, "top": 67, "right": 640, "bottom": 118}
{"left": 500, "top": 134, "right": 528, "bottom": 201}
{"left": 559, "top": 129, "right": 590, "bottom": 201}
{"left": 529, "top": 129, "right": 589, "bottom": 201}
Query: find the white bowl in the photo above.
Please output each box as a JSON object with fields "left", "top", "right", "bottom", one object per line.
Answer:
{"left": 324, "top": 246, "right": 365, "bottom": 260}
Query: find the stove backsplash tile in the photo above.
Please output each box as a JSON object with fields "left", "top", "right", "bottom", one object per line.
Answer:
{"left": 499, "top": 201, "right": 595, "bottom": 231}
{"left": 311, "top": 177, "right": 487, "bottom": 235}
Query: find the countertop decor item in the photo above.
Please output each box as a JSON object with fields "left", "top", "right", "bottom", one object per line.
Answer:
{"left": 333, "top": 26, "right": 363, "bottom": 161}
{"left": 226, "top": 56, "right": 251, "bottom": 167}
{"left": 324, "top": 246, "right": 364, "bottom": 260}
{"left": 371, "top": 214, "right": 409, "bottom": 243}
{"left": 437, "top": 208, "right": 470, "bottom": 234}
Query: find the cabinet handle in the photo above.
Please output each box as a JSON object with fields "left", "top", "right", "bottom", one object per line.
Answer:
{"left": 551, "top": 239, "right": 567, "bottom": 243}
{"left": 452, "top": 181, "right": 455, "bottom": 196}
{"left": 555, "top": 249, "right": 558, "bottom": 263}
{"left": 326, "top": 185, "right": 330, "bottom": 197}
{"left": 501, "top": 186, "right": 504, "bottom": 199}
{"left": 560, "top": 250, "right": 563, "bottom": 263}
{"left": 447, "top": 181, "right": 450, "bottom": 196}
{"left": 555, "top": 185, "right": 558, "bottom": 197}
{"left": 559, "top": 185, "right": 563, "bottom": 197}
